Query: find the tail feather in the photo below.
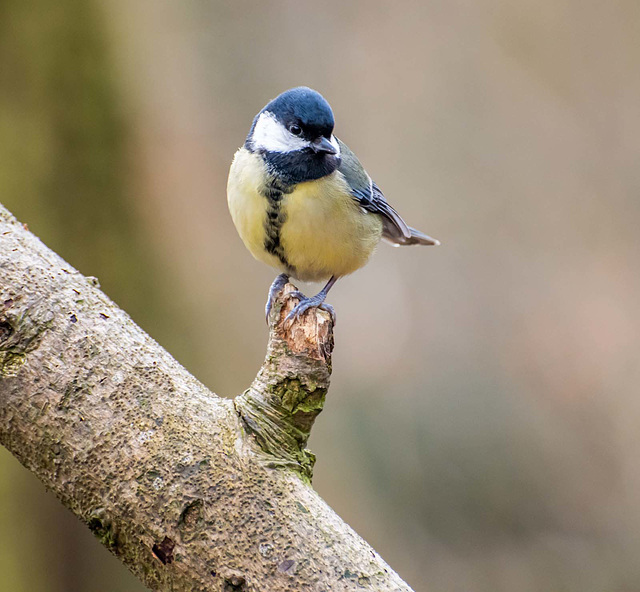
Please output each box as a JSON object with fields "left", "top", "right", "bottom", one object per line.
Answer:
{"left": 406, "top": 226, "right": 440, "bottom": 246}
{"left": 382, "top": 218, "right": 440, "bottom": 246}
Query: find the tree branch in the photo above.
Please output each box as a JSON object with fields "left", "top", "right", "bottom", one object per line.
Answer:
{"left": 235, "top": 283, "right": 334, "bottom": 481}
{"left": 0, "top": 203, "right": 414, "bottom": 592}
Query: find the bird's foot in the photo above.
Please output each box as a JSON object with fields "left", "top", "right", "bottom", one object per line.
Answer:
{"left": 265, "top": 273, "right": 290, "bottom": 323}
{"left": 285, "top": 291, "right": 336, "bottom": 325}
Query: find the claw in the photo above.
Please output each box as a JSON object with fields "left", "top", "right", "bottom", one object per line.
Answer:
{"left": 265, "top": 273, "right": 289, "bottom": 323}
{"left": 285, "top": 295, "right": 337, "bottom": 326}
{"left": 285, "top": 289, "right": 305, "bottom": 301}
{"left": 267, "top": 274, "right": 339, "bottom": 327}
{"left": 319, "top": 303, "right": 336, "bottom": 325}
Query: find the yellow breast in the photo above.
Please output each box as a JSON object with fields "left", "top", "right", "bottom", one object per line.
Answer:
{"left": 227, "top": 147, "right": 382, "bottom": 282}
{"left": 227, "top": 148, "right": 283, "bottom": 271}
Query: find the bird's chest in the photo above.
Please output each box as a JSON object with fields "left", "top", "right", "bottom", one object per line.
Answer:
{"left": 227, "top": 148, "right": 381, "bottom": 281}
{"left": 227, "top": 150, "right": 282, "bottom": 262}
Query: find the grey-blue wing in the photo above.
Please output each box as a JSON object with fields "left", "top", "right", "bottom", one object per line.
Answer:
{"left": 336, "top": 138, "right": 438, "bottom": 246}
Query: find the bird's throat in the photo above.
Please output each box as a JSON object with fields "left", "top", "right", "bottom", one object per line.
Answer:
{"left": 262, "top": 149, "right": 340, "bottom": 185}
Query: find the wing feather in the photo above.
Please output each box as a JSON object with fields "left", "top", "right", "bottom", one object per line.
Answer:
{"left": 336, "top": 138, "right": 438, "bottom": 246}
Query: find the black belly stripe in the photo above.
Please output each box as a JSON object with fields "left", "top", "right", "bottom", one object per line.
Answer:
{"left": 262, "top": 180, "right": 296, "bottom": 274}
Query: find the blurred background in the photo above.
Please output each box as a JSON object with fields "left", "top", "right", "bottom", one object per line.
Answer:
{"left": 1, "top": 1, "right": 640, "bottom": 590}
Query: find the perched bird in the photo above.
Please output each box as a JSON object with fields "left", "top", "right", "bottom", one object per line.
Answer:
{"left": 227, "top": 86, "right": 439, "bottom": 323}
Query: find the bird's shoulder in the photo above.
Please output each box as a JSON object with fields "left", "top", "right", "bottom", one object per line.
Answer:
{"left": 335, "top": 138, "right": 411, "bottom": 240}
{"left": 335, "top": 138, "right": 374, "bottom": 205}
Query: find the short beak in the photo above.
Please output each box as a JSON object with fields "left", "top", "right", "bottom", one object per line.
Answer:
{"left": 311, "top": 136, "right": 338, "bottom": 155}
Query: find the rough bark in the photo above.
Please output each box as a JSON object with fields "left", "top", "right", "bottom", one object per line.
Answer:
{"left": 0, "top": 203, "right": 414, "bottom": 592}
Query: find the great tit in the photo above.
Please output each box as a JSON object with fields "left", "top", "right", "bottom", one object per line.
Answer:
{"left": 227, "top": 86, "right": 439, "bottom": 322}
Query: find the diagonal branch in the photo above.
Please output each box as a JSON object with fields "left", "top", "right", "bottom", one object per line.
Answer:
{"left": 0, "top": 202, "right": 414, "bottom": 592}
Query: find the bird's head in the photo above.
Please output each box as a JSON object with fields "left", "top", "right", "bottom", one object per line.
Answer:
{"left": 246, "top": 87, "right": 341, "bottom": 184}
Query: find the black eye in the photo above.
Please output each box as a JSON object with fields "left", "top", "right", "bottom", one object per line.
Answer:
{"left": 289, "top": 124, "right": 302, "bottom": 136}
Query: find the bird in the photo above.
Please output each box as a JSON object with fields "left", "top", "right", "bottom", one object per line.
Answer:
{"left": 227, "top": 86, "right": 439, "bottom": 324}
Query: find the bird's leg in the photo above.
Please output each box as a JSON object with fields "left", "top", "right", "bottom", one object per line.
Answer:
{"left": 265, "top": 273, "right": 290, "bottom": 323}
{"left": 286, "top": 276, "right": 338, "bottom": 325}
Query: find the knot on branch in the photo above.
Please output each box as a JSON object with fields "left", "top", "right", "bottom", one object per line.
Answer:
{"left": 0, "top": 293, "right": 51, "bottom": 377}
{"left": 234, "top": 283, "right": 334, "bottom": 481}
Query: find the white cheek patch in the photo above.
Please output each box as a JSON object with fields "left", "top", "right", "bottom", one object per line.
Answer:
{"left": 251, "top": 111, "right": 312, "bottom": 153}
